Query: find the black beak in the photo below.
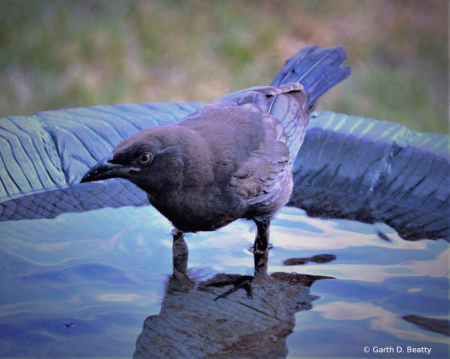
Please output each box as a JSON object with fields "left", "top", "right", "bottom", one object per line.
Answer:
{"left": 80, "top": 154, "right": 128, "bottom": 184}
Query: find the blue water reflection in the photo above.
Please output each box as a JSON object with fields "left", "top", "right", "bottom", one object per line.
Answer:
{"left": 0, "top": 205, "right": 448, "bottom": 358}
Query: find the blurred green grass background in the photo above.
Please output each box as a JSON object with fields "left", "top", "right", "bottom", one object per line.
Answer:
{"left": 1, "top": 0, "right": 448, "bottom": 133}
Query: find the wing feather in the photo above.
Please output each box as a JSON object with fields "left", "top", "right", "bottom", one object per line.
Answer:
{"left": 182, "top": 83, "right": 304, "bottom": 210}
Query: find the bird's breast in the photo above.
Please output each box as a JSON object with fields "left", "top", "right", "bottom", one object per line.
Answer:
{"left": 147, "top": 184, "right": 244, "bottom": 233}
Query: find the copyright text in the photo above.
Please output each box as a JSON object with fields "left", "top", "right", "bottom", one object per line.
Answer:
{"left": 364, "top": 346, "right": 432, "bottom": 354}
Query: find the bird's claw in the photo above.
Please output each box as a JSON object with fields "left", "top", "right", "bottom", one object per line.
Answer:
{"left": 206, "top": 275, "right": 254, "bottom": 301}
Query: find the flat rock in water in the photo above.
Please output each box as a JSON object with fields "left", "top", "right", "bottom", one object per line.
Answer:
{"left": 133, "top": 272, "right": 329, "bottom": 359}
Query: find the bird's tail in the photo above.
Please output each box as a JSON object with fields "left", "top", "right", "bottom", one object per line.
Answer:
{"left": 271, "top": 45, "right": 351, "bottom": 111}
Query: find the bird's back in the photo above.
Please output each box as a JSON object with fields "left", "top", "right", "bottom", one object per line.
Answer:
{"left": 179, "top": 85, "right": 303, "bottom": 222}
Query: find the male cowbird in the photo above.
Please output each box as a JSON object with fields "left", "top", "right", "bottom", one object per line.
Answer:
{"left": 81, "top": 45, "right": 351, "bottom": 289}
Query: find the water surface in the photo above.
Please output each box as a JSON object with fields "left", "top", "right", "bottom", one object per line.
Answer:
{"left": 0, "top": 205, "right": 448, "bottom": 358}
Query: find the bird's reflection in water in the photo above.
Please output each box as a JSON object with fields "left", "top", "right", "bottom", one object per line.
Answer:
{"left": 133, "top": 237, "right": 332, "bottom": 359}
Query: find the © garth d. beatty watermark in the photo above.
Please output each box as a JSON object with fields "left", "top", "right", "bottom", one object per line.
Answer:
{"left": 363, "top": 346, "right": 432, "bottom": 354}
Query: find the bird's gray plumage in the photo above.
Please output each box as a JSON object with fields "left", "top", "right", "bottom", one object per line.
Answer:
{"left": 80, "top": 44, "right": 351, "bottom": 277}
{"left": 178, "top": 82, "right": 307, "bottom": 227}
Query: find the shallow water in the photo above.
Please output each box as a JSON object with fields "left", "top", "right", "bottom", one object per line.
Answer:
{"left": 0, "top": 205, "right": 448, "bottom": 358}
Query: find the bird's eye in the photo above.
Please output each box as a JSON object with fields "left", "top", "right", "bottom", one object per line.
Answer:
{"left": 138, "top": 153, "right": 153, "bottom": 164}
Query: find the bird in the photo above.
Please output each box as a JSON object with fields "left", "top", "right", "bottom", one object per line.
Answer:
{"left": 81, "top": 45, "right": 351, "bottom": 295}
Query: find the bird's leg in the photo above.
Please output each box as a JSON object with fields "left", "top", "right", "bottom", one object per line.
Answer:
{"left": 253, "top": 219, "right": 271, "bottom": 277}
{"left": 211, "top": 219, "right": 272, "bottom": 301}
{"left": 172, "top": 228, "right": 187, "bottom": 275}
{"left": 168, "top": 228, "right": 195, "bottom": 293}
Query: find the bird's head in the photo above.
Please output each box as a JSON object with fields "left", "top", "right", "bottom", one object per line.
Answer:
{"left": 80, "top": 126, "right": 187, "bottom": 193}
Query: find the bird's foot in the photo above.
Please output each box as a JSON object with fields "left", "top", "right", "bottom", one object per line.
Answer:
{"left": 206, "top": 274, "right": 254, "bottom": 301}
{"left": 204, "top": 243, "right": 272, "bottom": 301}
